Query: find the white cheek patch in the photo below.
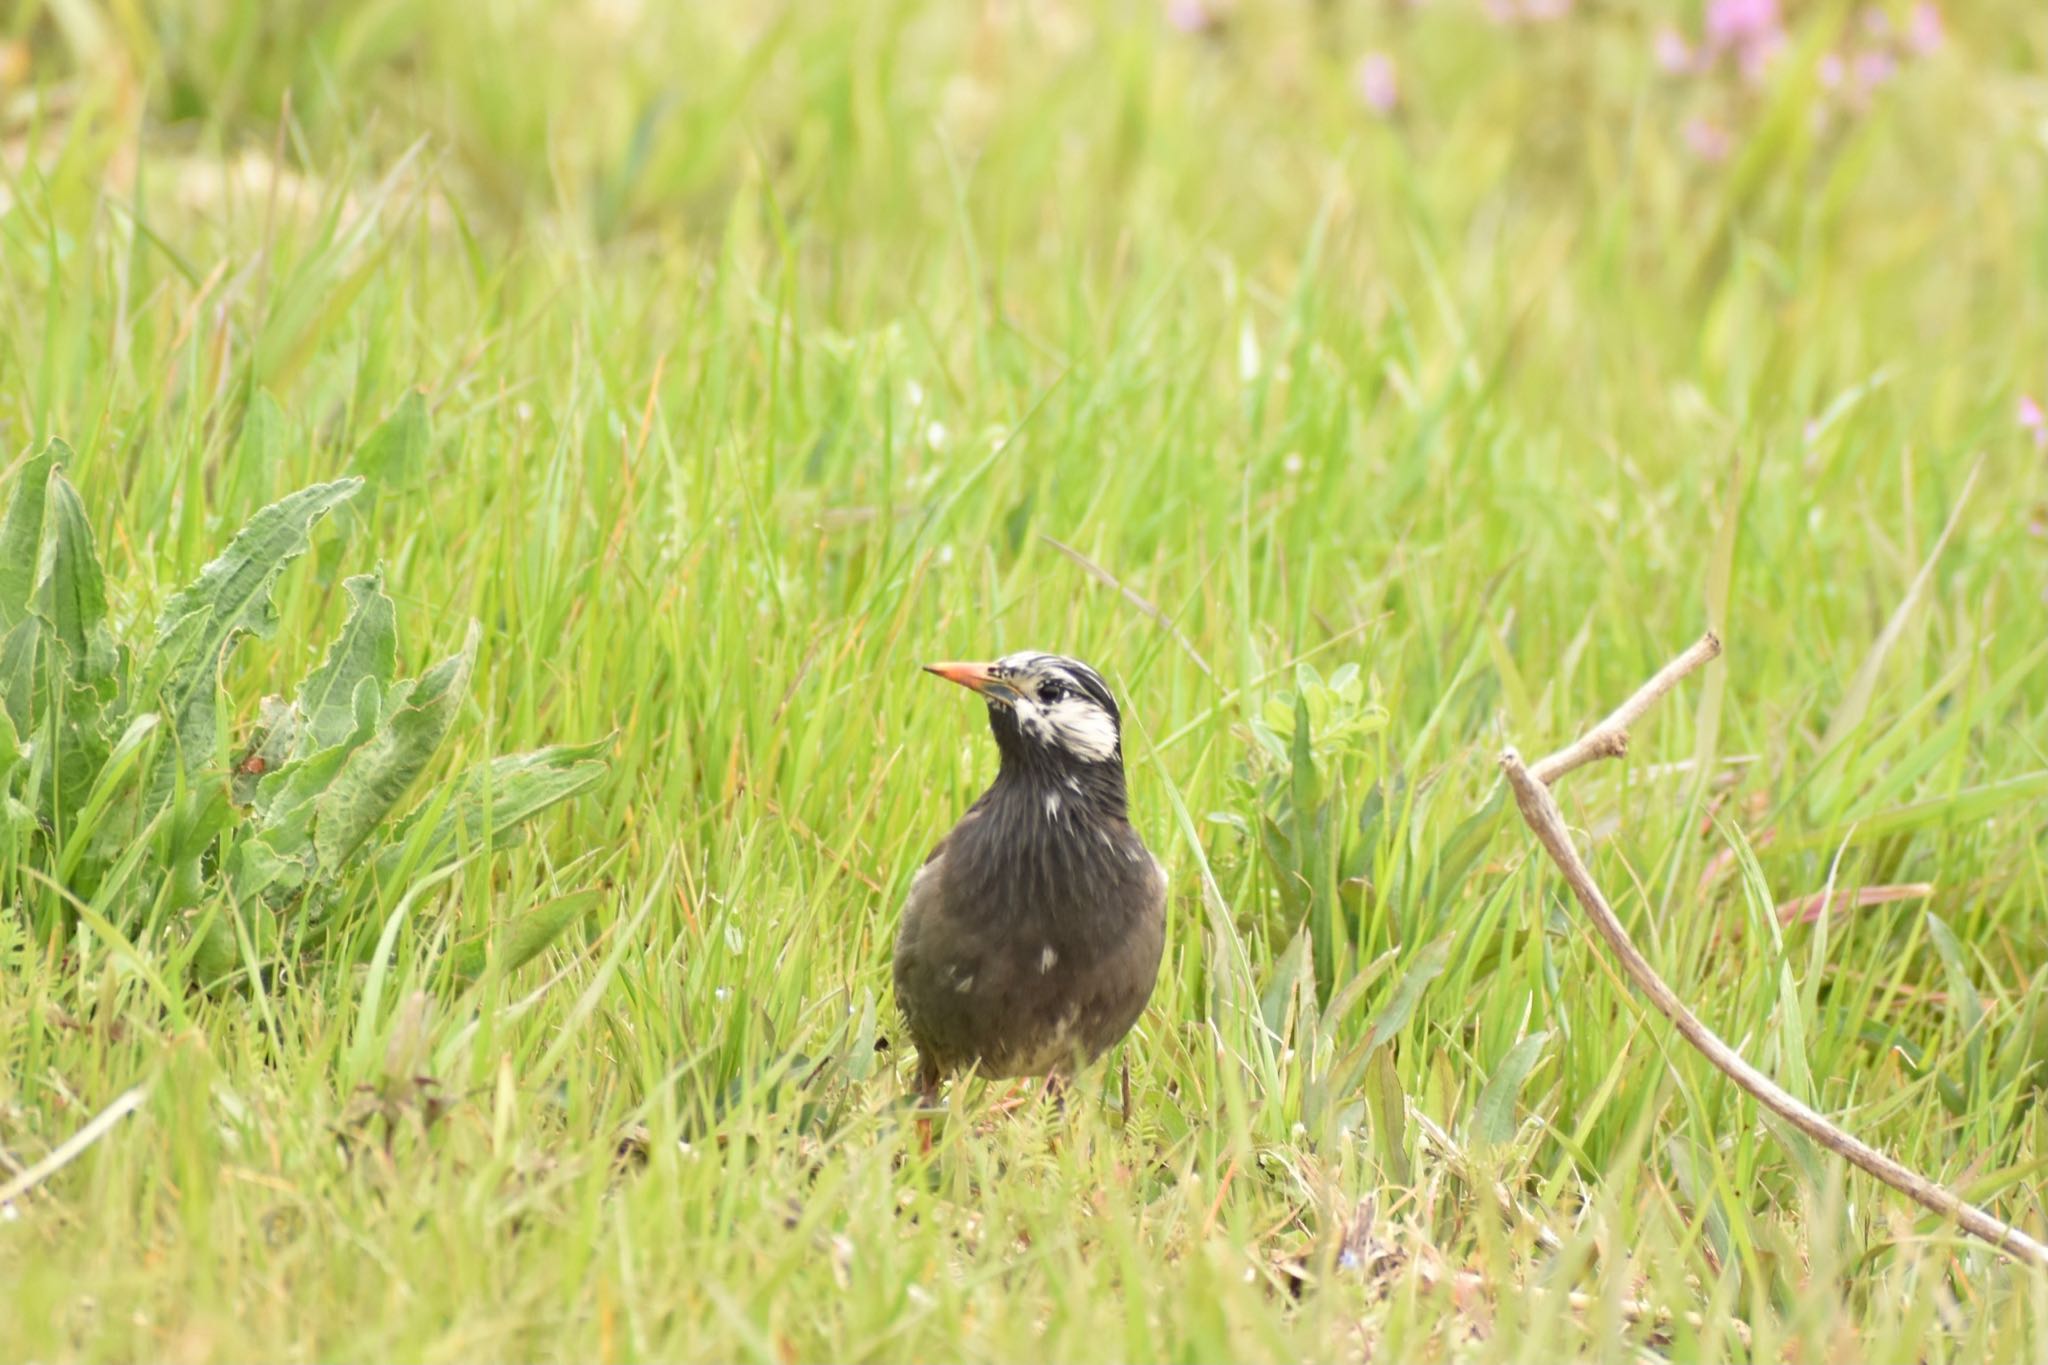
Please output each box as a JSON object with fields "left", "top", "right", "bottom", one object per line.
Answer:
{"left": 1010, "top": 696, "right": 1049, "bottom": 744}
{"left": 1041, "top": 696, "right": 1119, "bottom": 763}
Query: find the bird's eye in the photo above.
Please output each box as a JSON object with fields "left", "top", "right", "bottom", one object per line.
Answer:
{"left": 1038, "top": 682, "right": 1067, "bottom": 705}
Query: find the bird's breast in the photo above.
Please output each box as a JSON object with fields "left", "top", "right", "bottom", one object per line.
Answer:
{"left": 943, "top": 783, "right": 1157, "bottom": 945}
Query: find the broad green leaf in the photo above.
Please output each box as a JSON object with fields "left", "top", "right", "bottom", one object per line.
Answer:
{"left": 38, "top": 675, "right": 115, "bottom": 833}
{"left": 314, "top": 622, "right": 479, "bottom": 872}
{"left": 1471, "top": 1030, "right": 1550, "bottom": 1147}
{"left": 166, "top": 782, "right": 235, "bottom": 911}
{"left": 354, "top": 390, "right": 431, "bottom": 488}
{"left": 0, "top": 616, "right": 36, "bottom": 734}
{"left": 1289, "top": 689, "right": 1319, "bottom": 826}
{"left": 0, "top": 706, "right": 21, "bottom": 784}
{"left": 32, "top": 469, "right": 113, "bottom": 676}
{"left": 189, "top": 909, "right": 239, "bottom": 989}
{"left": 152, "top": 477, "right": 364, "bottom": 653}
{"left": 1365, "top": 1045, "right": 1412, "bottom": 1185}
{"left": 228, "top": 836, "right": 295, "bottom": 906}
{"left": 144, "top": 608, "right": 217, "bottom": 805}
{"left": 0, "top": 796, "right": 33, "bottom": 836}
{"left": 1259, "top": 924, "right": 1313, "bottom": 1038}
{"left": 517, "top": 895, "right": 597, "bottom": 974}
{"left": 294, "top": 572, "right": 397, "bottom": 758}
{"left": 0, "top": 440, "right": 59, "bottom": 626}
{"left": 1291, "top": 689, "right": 1338, "bottom": 1001}
{"left": 261, "top": 677, "right": 382, "bottom": 822}
{"left": 1322, "top": 946, "right": 1398, "bottom": 1033}
{"left": 252, "top": 675, "right": 383, "bottom": 887}
{"left": 55, "top": 713, "right": 159, "bottom": 885}
{"left": 373, "top": 734, "right": 610, "bottom": 883}
{"left": 449, "top": 889, "right": 602, "bottom": 982}
{"left": 144, "top": 477, "right": 362, "bottom": 806}
{"left": 231, "top": 695, "right": 301, "bottom": 807}
{"left": 1362, "top": 937, "right": 1451, "bottom": 1053}
{"left": 844, "top": 988, "right": 882, "bottom": 1082}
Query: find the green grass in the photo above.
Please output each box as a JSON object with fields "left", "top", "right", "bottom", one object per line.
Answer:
{"left": 4, "top": 0, "right": 2048, "bottom": 1359}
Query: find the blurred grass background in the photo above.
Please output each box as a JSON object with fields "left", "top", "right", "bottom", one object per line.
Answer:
{"left": 3, "top": 0, "right": 2048, "bottom": 1358}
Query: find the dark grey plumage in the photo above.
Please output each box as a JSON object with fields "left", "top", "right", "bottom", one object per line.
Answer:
{"left": 894, "top": 652, "right": 1166, "bottom": 1094}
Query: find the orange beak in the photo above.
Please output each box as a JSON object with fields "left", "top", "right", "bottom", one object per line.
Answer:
{"left": 923, "top": 661, "right": 1012, "bottom": 699}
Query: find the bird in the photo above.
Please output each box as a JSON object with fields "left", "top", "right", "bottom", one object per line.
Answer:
{"left": 893, "top": 650, "right": 1167, "bottom": 1115}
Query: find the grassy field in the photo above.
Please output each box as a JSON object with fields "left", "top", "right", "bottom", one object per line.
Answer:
{"left": 3, "top": 0, "right": 2048, "bottom": 1359}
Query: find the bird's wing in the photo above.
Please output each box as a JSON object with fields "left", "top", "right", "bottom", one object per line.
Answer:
{"left": 899, "top": 793, "right": 985, "bottom": 976}
{"left": 894, "top": 823, "right": 980, "bottom": 1085}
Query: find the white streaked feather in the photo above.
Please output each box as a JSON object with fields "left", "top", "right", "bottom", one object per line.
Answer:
{"left": 990, "top": 652, "right": 1121, "bottom": 763}
{"left": 1041, "top": 694, "right": 1119, "bottom": 762}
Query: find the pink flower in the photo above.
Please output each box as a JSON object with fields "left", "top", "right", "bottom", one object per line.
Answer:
{"left": 1907, "top": 3, "right": 1944, "bottom": 55}
{"left": 1654, "top": 27, "right": 1694, "bottom": 74}
{"left": 1165, "top": 0, "right": 1213, "bottom": 34}
{"left": 1482, "top": 0, "right": 1570, "bottom": 23}
{"left": 1705, "top": 0, "right": 1780, "bottom": 48}
{"left": 1354, "top": 52, "right": 1399, "bottom": 114}
{"left": 1701, "top": 0, "right": 1785, "bottom": 84}
{"left": 1854, "top": 48, "right": 1897, "bottom": 90}
{"left": 1741, "top": 33, "right": 1785, "bottom": 82}
{"left": 2021, "top": 395, "right": 2048, "bottom": 450}
{"left": 1684, "top": 117, "right": 1733, "bottom": 162}
{"left": 1819, "top": 51, "right": 1846, "bottom": 88}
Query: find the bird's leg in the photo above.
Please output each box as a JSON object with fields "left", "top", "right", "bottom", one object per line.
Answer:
{"left": 1120, "top": 1055, "right": 1132, "bottom": 1128}
{"left": 916, "top": 1071, "right": 939, "bottom": 1155}
{"left": 989, "top": 1082, "right": 1034, "bottom": 1115}
{"left": 1035, "top": 1072, "right": 1071, "bottom": 1155}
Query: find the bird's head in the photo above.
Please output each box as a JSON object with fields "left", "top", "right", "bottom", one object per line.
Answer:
{"left": 924, "top": 651, "right": 1123, "bottom": 774}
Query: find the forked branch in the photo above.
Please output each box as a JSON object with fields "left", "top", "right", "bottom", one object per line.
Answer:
{"left": 1501, "top": 632, "right": 2048, "bottom": 1269}
{"left": 1526, "top": 632, "right": 1722, "bottom": 785}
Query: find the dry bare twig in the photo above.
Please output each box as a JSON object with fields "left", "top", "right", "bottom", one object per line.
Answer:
{"left": 0, "top": 1084, "right": 150, "bottom": 1209}
{"left": 1526, "top": 632, "right": 1724, "bottom": 785}
{"left": 1501, "top": 630, "right": 2048, "bottom": 1270}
